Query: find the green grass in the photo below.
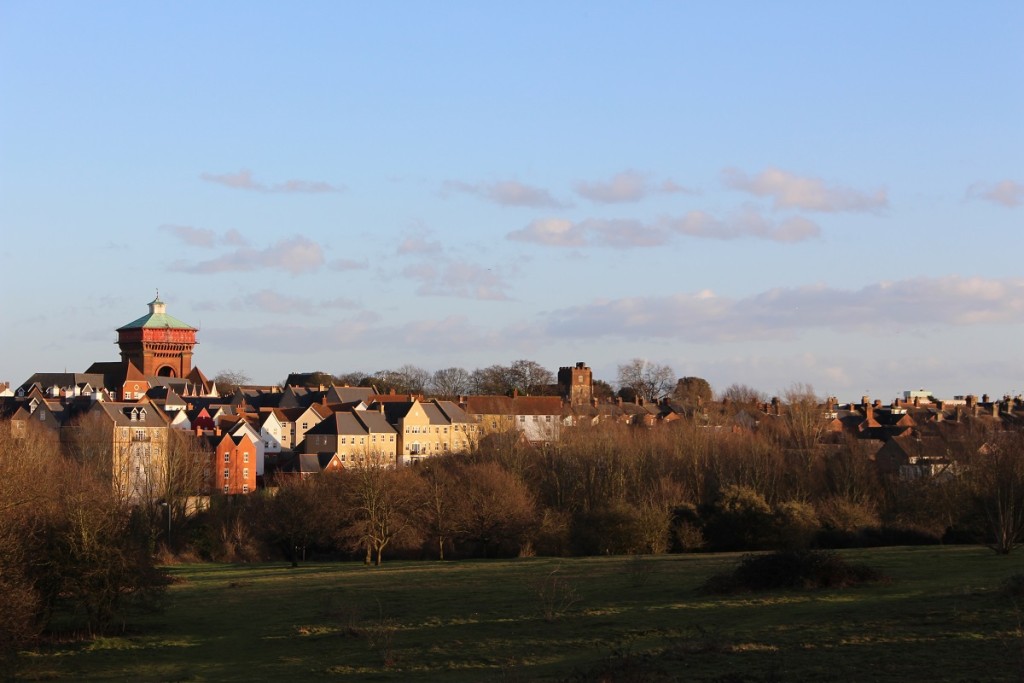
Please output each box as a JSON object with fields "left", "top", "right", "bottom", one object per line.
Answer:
{"left": 13, "top": 546, "right": 1024, "bottom": 682}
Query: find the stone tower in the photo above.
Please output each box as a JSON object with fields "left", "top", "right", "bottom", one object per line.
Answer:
{"left": 558, "top": 362, "right": 593, "bottom": 406}
{"left": 116, "top": 295, "right": 197, "bottom": 377}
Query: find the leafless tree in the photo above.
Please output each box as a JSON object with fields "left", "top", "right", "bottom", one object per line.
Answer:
{"left": 455, "top": 462, "right": 537, "bottom": 557}
{"left": 417, "top": 462, "right": 462, "bottom": 560}
{"left": 616, "top": 358, "right": 675, "bottom": 402}
{"left": 344, "top": 456, "right": 424, "bottom": 565}
{"left": 966, "top": 430, "right": 1024, "bottom": 554}
{"left": 213, "top": 369, "right": 251, "bottom": 393}
{"left": 509, "top": 359, "right": 555, "bottom": 395}
{"left": 719, "top": 383, "right": 767, "bottom": 405}
{"left": 430, "top": 367, "right": 471, "bottom": 398}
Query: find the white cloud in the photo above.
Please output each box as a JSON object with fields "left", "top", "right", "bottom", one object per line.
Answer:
{"left": 200, "top": 169, "right": 345, "bottom": 194}
{"left": 968, "top": 179, "right": 1024, "bottom": 207}
{"left": 171, "top": 235, "right": 325, "bottom": 275}
{"left": 723, "top": 167, "right": 888, "bottom": 212}
{"left": 443, "top": 179, "right": 566, "bottom": 208}
{"left": 546, "top": 276, "right": 1024, "bottom": 341}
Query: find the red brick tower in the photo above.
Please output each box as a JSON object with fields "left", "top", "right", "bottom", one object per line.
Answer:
{"left": 116, "top": 294, "right": 197, "bottom": 378}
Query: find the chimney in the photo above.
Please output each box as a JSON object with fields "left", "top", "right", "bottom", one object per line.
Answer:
{"left": 513, "top": 389, "right": 519, "bottom": 399}
{"left": 861, "top": 395, "right": 869, "bottom": 408}
{"left": 982, "top": 394, "right": 990, "bottom": 404}
{"left": 771, "top": 396, "right": 781, "bottom": 416}
{"left": 637, "top": 396, "right": 644, "bottom": 406}
{"left": 913, "top": 396, "right": 920, "bottom": 408}
{"left": 215, "top": 427, "right": 221, "bottom": 436}
{"left": 866, "top": 402, "right": 874, "bottom": 421}
{"left": 873, "top": 399, "right": 882, "bottom": 408}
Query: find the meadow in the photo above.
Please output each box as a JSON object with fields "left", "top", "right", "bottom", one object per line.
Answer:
{"left": 13, "top": 546, "right": 1024, "bottom": 682}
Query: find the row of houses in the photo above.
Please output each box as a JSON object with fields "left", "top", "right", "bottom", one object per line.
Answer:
{"left": 5, "top": 298, "right": 1023, "bottom": 501}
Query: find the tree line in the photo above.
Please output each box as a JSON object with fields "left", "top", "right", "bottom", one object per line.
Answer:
{"left": 4, "top": 392, "right": 1023, "bottom": 667}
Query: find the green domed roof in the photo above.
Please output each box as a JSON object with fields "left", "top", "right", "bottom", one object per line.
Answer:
{"left": 117, "top": 295, "right": 196, "bottom": 331}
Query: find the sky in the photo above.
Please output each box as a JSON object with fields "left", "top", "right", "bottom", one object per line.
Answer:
{"left": 1, "top": 2, "right": 1022, "bottom": 402}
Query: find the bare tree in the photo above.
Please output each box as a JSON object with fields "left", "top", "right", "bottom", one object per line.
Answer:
{"left": 163, "top": 430, "right": 211, "bottom": 547}
{"left": 417, "top": 462, "right": 462, "bottom": 560}
{"left": 430, "top": 367, "right": 471, "bottom": 398}
{"left": 344, "top": 456, "right": 424, "bottom": 565}
{"left": 509, "top": 360, "right": 555, "bottom": 395}
{"left": 470, "top": 364, "right": 516, "bottom": 395}
{"left": 616, "top": 358, "right": 675, "bottom": 402}
{"left": 719, "top": 383, "right": 767, "bottom": 405}
{"left": 213, "top": 369, "right": 251, "bottom": 393}
{"left": 455, "top": 462, "right": 537, "bottom": 557}
{"left": 966, "top": 430, "right": 1024, "bottom": 554}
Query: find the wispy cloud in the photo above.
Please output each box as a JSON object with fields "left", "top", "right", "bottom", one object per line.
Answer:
{"left": 507, "top": 210, "right": 818, "bottom": 248}
{"left": 547, "top": 276, "right": 1024, "bottom": 342}
{"left": 723, "top": 167, "right": 887, "bottom": 212}
{"left": 442, "top": 179, "right": 567, "bottom": 208}
{"left": 666, "top": 209, "right": 820, "bottom": 243}
{"left": 159, "top": 224, "right": 249, "bottom": 248}
{"left": 401, "top": 260, "right": 511, "bottom": 301}
{"left": 968, "top": 179, "right": 1024, "bottom": 207}
{"left": 170, "top": 235, "right": 325, "bottom": 275}
{"left": 574, "top": 171, "right": 696, "bottom": 204}
{"left": 200, "top": 169, "right": 345, "bottom": 194}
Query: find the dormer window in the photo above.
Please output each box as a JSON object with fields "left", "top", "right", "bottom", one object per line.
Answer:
{"left": 139, "top": 408, "right": 147, "bottom": 420}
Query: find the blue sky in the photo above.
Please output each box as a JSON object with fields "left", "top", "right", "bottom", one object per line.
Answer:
{"left": 2, "top": 2, "right": 1021, "bottom": 401}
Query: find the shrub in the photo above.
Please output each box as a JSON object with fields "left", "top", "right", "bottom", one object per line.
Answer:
{"left": 701, "top": 485, "right": 776, "bottom": 551}
{"left": 701, "top": 550, "right": 885, "bottom": 594}
{"left": 773, "top": 500, "right": 819, "bottom": 550}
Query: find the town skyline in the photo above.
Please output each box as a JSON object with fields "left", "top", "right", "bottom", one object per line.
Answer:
{"left": 2, "top": 3, "right": 1021, "bottom": 401}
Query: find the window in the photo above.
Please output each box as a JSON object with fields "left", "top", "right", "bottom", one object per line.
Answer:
{"left": 360, "top": 437, "right": 365, "bottom": 444}
{"left": 546, "top": 415, "right": 552, "bottom": 422}
{"left": 390, "top": 435, "right": 394, "bottom": 442}
{"left": 243, "top": 468, "right": 249, "bottom": 479}
{"left": 223, "top": 452, "right": 230, "bottom": 462}
{"left": 243, "top": 453, "right": 249, "bottom": 463}
{"left": 341, "top": 437, "right": 346, "bottom": 445}
{"left": 491, "top": 420, "right": 497, "bottom": 428}
{"left": 223, "top": 485, "right": 229, "bottom": 494}
{"left": 519, "top": 416, "right": 526, "bottom": 423}
{"left": 242, "top": 485, "right": 250, "bottom": 494}
{"left": 372, "top": 434, "right": 377, "bottom": 442}
{"left": 223, "top": 468, "right": 229, "bottom": 480}
{"left": 533, "top": 415, "right": 539, "bottom": 422}
{"left": 302, "top": 422, "right": 308, "bottom": 430}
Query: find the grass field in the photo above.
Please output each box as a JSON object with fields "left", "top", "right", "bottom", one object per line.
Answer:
{"left": 13, "top": 546, "right": 1024, "bottom": 682}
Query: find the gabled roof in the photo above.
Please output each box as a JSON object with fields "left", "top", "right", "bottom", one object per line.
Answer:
{"left": 513, "top": 396, "right": 564, "bottom": 416}
{"left": 307, "top": 412, "right": 369, "bottom": 437}
{"left": 463, "top": 395, "right": 515, "bottom": 415}
{"left": 354, "top": 410, "right": 397, "bottom": 434}
{"left": 433, "top": 400, "right": 473, "bottom": 424}
{"left": 421, "top": 402, "right": 450, "bottom": 426}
